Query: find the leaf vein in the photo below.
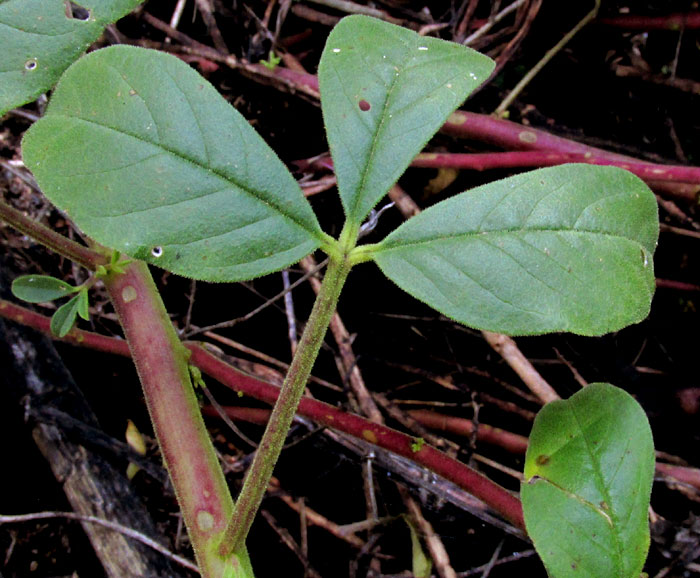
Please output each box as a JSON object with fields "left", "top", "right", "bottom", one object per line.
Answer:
{"left": 59, "top": 114, "right": 321, "bottom": 240}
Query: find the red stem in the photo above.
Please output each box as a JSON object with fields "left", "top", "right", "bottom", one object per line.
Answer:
{"left": 655, "top": 462, "right": 700, "bottom": 489}
{"left": 0, "top": 298, "right": 524, "bottom": 529}
{"left": 202, "top": 406, "right": 531, "bottom": 454}
{"left": 101, "top": 263, "right": 248, "bottom": 575}
{"left": 8, "top": 299, "right": 700, "bottom": 520}
{"left": 235, "top": 62, "right": 698, "bottom": 199}
{"left": 412, "top": 151, "right": 700, "bottom": 185}
{"left": 0, "top": 299, "right": 130, "bottom": 355}
{"left": 441, "top": 111, "right": 699, "bottom": 201}
{"left": 407, "top": 409, "right": 529, "bottom": 454}
{"left": 203, "top": 401, "right": 700, "bottom": 499}
{"left": 188, "top": 344, "right": 525, "bottom": 529}
{"left": 163, "top": 55, "right": 697, "bottom": 198}
{"left": 598, "top": 12, "right": 700, "bottom": 30}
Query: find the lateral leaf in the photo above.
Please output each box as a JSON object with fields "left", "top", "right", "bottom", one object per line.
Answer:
{"left": 76, "top": 289, "right": 90, "bottom": 320}
{"left": 372, "top": 164, "right": 658, "bottom": 336}
{"left": 318, "top": 15, "right": 494, "bottom": 225}
{"left": 0, "top": 0, "right": 143, "bottom": 114}
{"left": 22, "top": 45, "right": 324, "bottom": 282}
{"left": 11, "top": 274, "right": 78, "bottom": 303}
{"left": 521, "top": 383, "right": 655, "bottom": 578}
{"left": 50, "top": 293, "right": 82, "bottom": 337}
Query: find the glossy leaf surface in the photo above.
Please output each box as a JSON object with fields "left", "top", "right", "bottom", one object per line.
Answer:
{"left": 0, "top": 0, "right": 142, "bottom": 114}
{"left": 372, "top": 164, "right": 658, "bottom": 336}
{"left": 23, "top": 45, "right": 324, "bottom": 281}
{"left": 319, "top": 15, "right": 494, "bottom": 225}
{"left": 11, "top": 274, "right": 77, "bottom": 303}
{"left": 521, "top": 383, "right": 655, "bottom": 578}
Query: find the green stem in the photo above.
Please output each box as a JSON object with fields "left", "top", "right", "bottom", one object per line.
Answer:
{"left": 219, "top": 250, "right": 354, "bottom": 556}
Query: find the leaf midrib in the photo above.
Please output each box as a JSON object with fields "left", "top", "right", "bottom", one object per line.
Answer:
{"left": 331, "top": 53, "right": 401, "bottom": 223}
{"left": 0, "top": 19, "right": 88, "bottom": 38}
{"left": 334, "top": 28, "right": 457, "bottom": 223}
{"left": 50, "top": 113, "right": 323, "bottom": 241}
{"left": 569, "top": 405, "right": 625, "bottom": 573}
{"left": 377, "top": 228, "right": 646, "bottom": 252}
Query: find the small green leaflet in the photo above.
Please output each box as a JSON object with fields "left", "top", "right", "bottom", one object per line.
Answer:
{"left": 0, "top": 0, "right": 143, "bottom": 114}
{"left": 50, "top": 292, "right": 83, "bottom": 337}
{"left": 22, "top": 45, "right": 325, "bottom": 282}
{"left": 319, "top": 15, "right": 494, "bottom": 225}
{"left": 12, "top": 275, "right": 90, "bottom": 337}
{"left": 11, "top": 274, "right": 78, "bottom": 303}
{"left": 405, "top": 516, "right": 432, "bottom": 578}
{"left": 76, "top": 289, "right": 90, "bottom": 320}
{"left": 371, "top": 164, "right": 659, "bottom": 336}
{"left": 521, "top": 383, "right": 655, "bottom": 578}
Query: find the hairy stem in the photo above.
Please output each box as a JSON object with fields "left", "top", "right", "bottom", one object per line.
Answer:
{"left": 103, "top": 261, "right": 252, "bottom": 577}
{"left": 219, "top": 251, "right": 353, "bottom": 556}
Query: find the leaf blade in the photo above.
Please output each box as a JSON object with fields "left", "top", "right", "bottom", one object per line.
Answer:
{"left": 50, "top": 293, "right": 82, "bottom": 337}
{"left": 319, "top": 15, "right": 494, "bottom": 225}
{"left": 76, "top": 289, "right": 90, "bottom": 320}
{"left": 0, "top": 0, "right": 142, "bottom": 114}
{"left": 521, "top": 383, "right": 655, "bottom": 578}
{"left": 372, "top": 164, "right": 658, "bottom": 336}
{"left": 11, "top": 275, "right": 77, "bottom": 303}
{"left": 22, "top": 45, "right": 324, "bottom": 282}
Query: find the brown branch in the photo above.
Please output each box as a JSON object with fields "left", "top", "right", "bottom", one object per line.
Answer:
{"left": 0, "top": 200, "right": 109, "bottom": 271}
{"left": 268, "top": 477, "right": 365, "bottom": 549}
{"left": 612, "top": 64, "right": 700, "bottom": 96}
{"left": 0, "top": 511, "right": 198, "bottom": 573}
{"left": 482, "top": 332, "right": 560, "bottom": 404}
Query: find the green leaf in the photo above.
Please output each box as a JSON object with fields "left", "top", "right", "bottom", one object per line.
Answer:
{"left": 318, "top": 14, "right": 494, "bottom": 225}
{"left": 371, "top": 164, "right": 658, "bottom": 336}
{"left": 22, "top": 45, "right": 325, "bottom": 282}
{"left": 405, "top": 516, "right": 432, "bottom": 578}
{"left": 521, "top": 383, "right": 655, "bottom": 578}
{"left": 76, "top": 288, "right": 90, "bottom": 320}
{"left": 0, "top": 0, "right": 143, "bottom": 114}
{"left": 50, "top": 293, "right": 82, "bottom": 337}
{"left": 11, "top": 274, "right": 78, "bottom": 303}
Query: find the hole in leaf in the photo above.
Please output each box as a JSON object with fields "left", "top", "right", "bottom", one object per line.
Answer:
{"left": 359, "top": 100, "right": 371, "bottom": 112}
{"left": 151, "top": 246, "right": 163, "bottom": 258}
{"left": 24, "top": 59, "right": 37, "bottom": 71}
{"left": 65, "top": 1, "right": 91, "bottom": 20}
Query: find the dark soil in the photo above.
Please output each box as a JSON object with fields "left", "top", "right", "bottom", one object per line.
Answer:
{"left": 2, "top": 1, "right": 700, "bottom": 577}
